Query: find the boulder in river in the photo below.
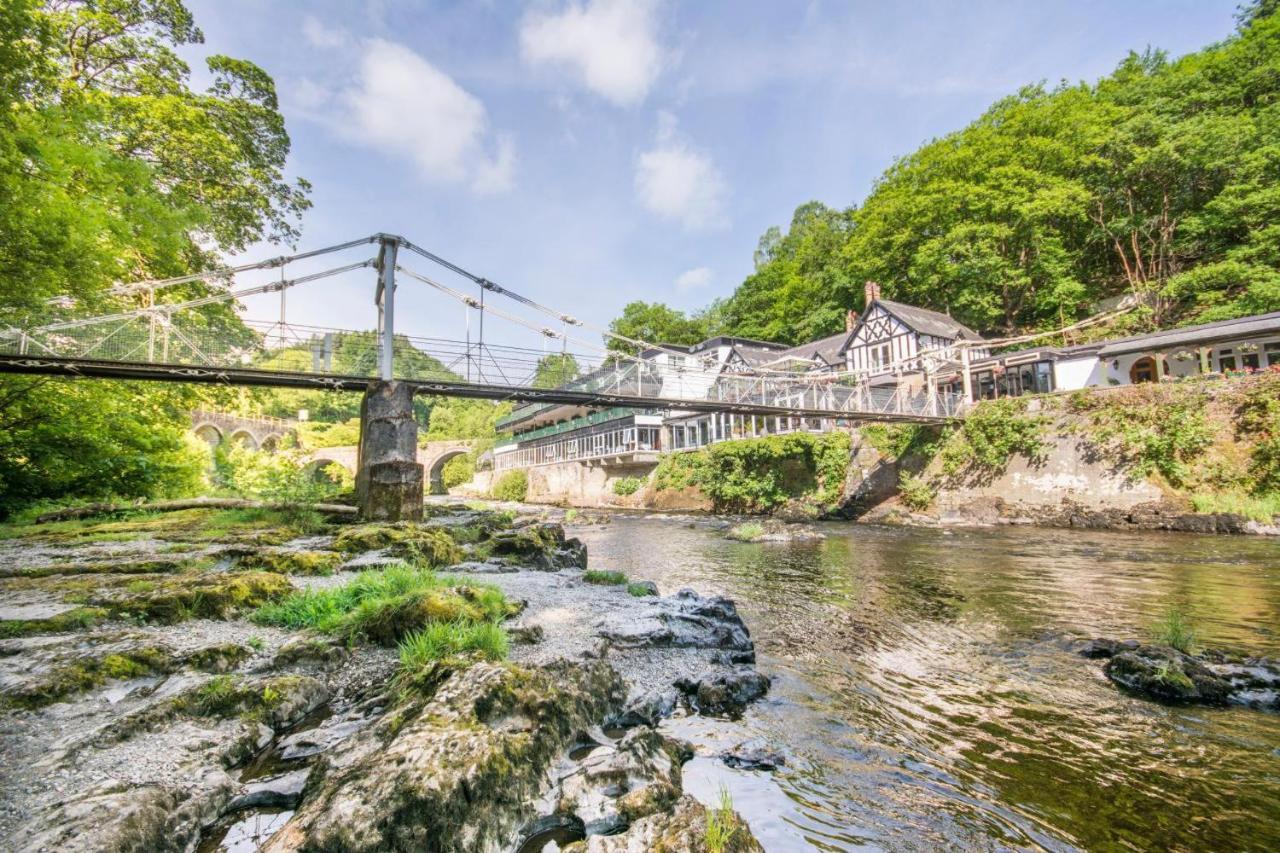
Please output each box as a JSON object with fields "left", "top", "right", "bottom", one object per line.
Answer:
{"left": 721, "top": 738, "right": 785, "bottom": 771}
{"left": 597, "top": 588, "right": 755, "bottom": 653}
{"left": 676, "top": 667, "right": 771, "bottom": 718}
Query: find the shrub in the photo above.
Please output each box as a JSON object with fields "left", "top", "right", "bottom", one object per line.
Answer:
{"left": 652, "top": 432, "right": 851, "bottom": 514}
{"left": 583, "top": 569, "right": 627, "bottom": 585}
{"left": 441, "top": 454, "right": 474, "bottom": 490}
{"left": 491, "top": 470, "right": 528, "bottom": 502}
{"left": 938, "top": 398, "right": 1046, "bottom": 481}
{"left": 860, "top": 424, "right": 940, "bottom": 461}
{"left": 897, "top": 472, "right": 935, "bottom": 511}
{"left": 612, "top": 476, "right": 644, "bottom": 496}
{"left": 1152, "top": 607, "right": 1197, "bottom": 654}
{"left": 1068, "top": 384, "right": 1213, "bottom": 487}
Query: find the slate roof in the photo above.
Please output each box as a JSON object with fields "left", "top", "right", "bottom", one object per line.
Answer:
{"left": 1095, "top": 311, "right": 1280, "bottom": 356}
{"left": 755, "top": 331, "right": 848, "bottom": 370}
{"left": 875, "top": 299, "right": 983, "bottom": 341}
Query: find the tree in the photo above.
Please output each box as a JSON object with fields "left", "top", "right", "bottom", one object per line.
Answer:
{"left": 0, "top": 1, "right": 310, "bottom": 517}
{"left": 606, "top": 301, "right": 709, "bottom": 355}
{"left": 532, "top": 352, "right": 581, "bottom": 389}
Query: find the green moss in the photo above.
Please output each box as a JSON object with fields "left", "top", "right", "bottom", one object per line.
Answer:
{"left": 3, "top": 646, "right": 175, "bottom": 708}
{"left": 583, "top": 570, "right": 627, "bottom": 585}
{"left": 333, "top": 524, "right": 463, "bottom": 568}
{"left": 0, "top": 606, "right": 109, "bottom": 638}
{"left": 626, "top": 582, "right": 658, "bottom": 597}
{"left": 105, "top": 571, "right": 292, "bottom": 623}
{"left": 236, "top": 550, "right": 343, "bottom": 576}
{"left": 185, "top": 643, "right": 251, "bottom": 673}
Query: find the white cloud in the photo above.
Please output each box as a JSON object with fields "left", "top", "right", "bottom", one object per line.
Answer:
{"left": 519, "top": 0, "right": 664, "bottom": 106}
{"left": 338, "top": 39, "right": 514, "bottom": 194}
{"left": 634, "top": 113, "right": 727, "bottom": 230}
{"left": 675, "top": 266, "right": 712, "bottom": 291}
{"left": 302, "top": 16, "right": 347, "bottom": 49}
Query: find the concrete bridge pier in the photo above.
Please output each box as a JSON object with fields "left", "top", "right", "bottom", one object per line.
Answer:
{"left": 356, "top": 381, "right": 423, "bottom": 521}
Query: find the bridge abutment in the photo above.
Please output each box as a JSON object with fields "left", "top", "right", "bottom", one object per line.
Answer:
{"left": 356, "top": 381, "right": 423, "bottom": 521}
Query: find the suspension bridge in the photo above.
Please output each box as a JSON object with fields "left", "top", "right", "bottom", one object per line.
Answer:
{"left": 0, "top": 233, "right": 963, "bottom": 425}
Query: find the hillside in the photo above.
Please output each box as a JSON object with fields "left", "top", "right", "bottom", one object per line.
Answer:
{"left": 610, "top": 1, "right": 1280, "bottom": 350}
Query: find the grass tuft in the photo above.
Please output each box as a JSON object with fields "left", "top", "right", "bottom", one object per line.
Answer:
{"left": 1152, "top": 607, "right": 1198, "bottom": 654}
{"left": 251, "top": 565, "right": 510, "bottom": 646}
{"left": 627, "top": 582, "right": 657, "bottom": 597}
{"left": 725, "top": 522, "right": 764, "bottom": 542}
{"left": 705, "top": 786, "right": 740, "bottom": 853}
{"left": 583, "top": 569, "right": 627, "bottom": 585}
{"left": 1190, "top": 490, "right": 1280, "bottom": 523}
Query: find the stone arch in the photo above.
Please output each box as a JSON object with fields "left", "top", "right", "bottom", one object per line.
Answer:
{"left": 260, "top": 434, "right": 280, "bottom": 454}
{"left": 193, "top": 423, "right": 223, "bottom": 447}
{"left": 228, "top": 429, "right": 259, "bottom": 450}
{"left": 427, "top": 448, "right": 469, "bottom": 495}
{"left": 306, "top": 457, "right": 353, "bottom": 485}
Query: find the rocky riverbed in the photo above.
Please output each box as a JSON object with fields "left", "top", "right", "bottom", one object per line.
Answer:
{"left": 0, "top": 504, "right": 768, "bottom": 852}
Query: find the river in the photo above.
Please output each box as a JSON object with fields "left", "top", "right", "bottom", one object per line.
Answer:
{"left": 570, "top": 516, "right": 1280, "bottom": 851}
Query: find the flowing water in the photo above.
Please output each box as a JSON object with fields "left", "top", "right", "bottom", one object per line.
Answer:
{"left": 572, "top": 518, "right": 1280, "bottom": 851}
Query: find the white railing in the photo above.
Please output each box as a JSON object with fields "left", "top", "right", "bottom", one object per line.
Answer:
{"left": 493, "top": 424, "right": 662, "bottom": 471}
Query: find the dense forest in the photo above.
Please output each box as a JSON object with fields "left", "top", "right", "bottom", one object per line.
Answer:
{"left": 610, "top": 1, "right": 1280, "bottom": 349}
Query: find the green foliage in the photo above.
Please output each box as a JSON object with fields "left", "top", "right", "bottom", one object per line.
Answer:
{"left": 705, "top": 787, "right": 740, "bottom": 853}
{"left": 626, "top": 582, "right": 658, "bottom": 597}
{"left": 1189, "top": 490, "right": 1280, "bottom": 523}
{"left": 440, "top": 454, "right": 474, "bottom": 491}
{"left": 218, "top": 445, "right": 342, "bottom": 505}
{"left": 491, "top": 470, "right": 529, "bottom": 502}
{"left": 1152, "top": 608, "right": 1198, "bottom": 654}
{"left": 532, "top": 352, "right": 581, "bottom": 389}
{"left": 653, "top": 432, "right": 851, "bottom": 514}
{"left": 1234, "top": 373, "right": 1280, "bottom": 494}
{"left": 725, "top": 522, "right": 764, "bottom": 542}
{"left": 187, "top": 675, "right": 241, "bottom": 717}
{"left": 938, "top": 399, "right": 1047, "bottom": 481}
{"left": 297, "top": 418, "right": 362, "bottom": 449}
{"left": 0, "top": 0, "right": 308, "bottom": 517}
{"left": 605, "top": 300, "right": 720, "bottom": 354}
{"left": 860, "top": 424, "right": 941, "bottom": 461}
{"left": 1068, "top": 385, "right": 1214, "bottom": 487}
{"left": 398, "top": 620, "right": 508, "bottom": 672}
{"left": 897, "top": 472, "right": 936, "bottom": 511}
{"left": 583, "top": 569, "right": 627, "bottom": 585}
{"left": 250, "top": 565, "right": 509, "bottom": 646}
{"left": 611, "top": 476, "right": 645, "bottom": 497}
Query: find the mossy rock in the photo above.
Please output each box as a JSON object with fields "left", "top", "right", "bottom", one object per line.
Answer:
{"left": 333, "top": 524, "right": 462, "bottom": 568}
{"left": 174, "top": 673, "right": 328, "bottom": 727}
{"left": 1, "top": 559, "right": 188, "bottom": 579}
{"left": 99, "top": 571, "right": 292, "bottom": 623}
{"left": 184, "top": 643, "right": 251, "bottom": 673}
{"left": 236, "top": 550, "right": 343, "bottom": 576}
{"left": 1104, "top": 645, "right": 1233, "bottom": 704}
{"left": 0, "top": 606, "right": 109, "bottom": 639}
{"left": 273, "top": 636, "right": 349, "bottom": 667}
{"left": 2, "top": 646, "right": 176, "bottom": 709}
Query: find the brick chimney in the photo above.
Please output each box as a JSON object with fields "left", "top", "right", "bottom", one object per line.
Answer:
{"left": 845, "top": 309, "right": 858, "bottom": 333}
{"left": 863, "top": 280, "right": 881, "bottom": 306}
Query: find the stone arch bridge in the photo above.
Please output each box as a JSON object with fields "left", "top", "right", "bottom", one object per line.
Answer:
{"left": 306, "top": 440, "right": 475, "bottom": 495}
{"left": 190, "top": 410, "right": 298, "bottom": 452}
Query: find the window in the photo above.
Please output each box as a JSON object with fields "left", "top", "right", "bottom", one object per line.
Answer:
{"left": 1218, "top": 349, "right": 1237, "bottom": 372}
{"left": 1267, "top": 342, "right": 1280, "bottom": 367}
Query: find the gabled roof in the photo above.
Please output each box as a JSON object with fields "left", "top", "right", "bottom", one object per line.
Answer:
{"left": 839, "top": 299, "right": 982, "bottom": 354}
{"left": 757, "top": 331, "right": 848, "bottom": 370}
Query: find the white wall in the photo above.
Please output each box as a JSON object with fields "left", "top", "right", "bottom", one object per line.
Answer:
{"left": 1054, "top": 356, "right": 1102, "bottom": 391}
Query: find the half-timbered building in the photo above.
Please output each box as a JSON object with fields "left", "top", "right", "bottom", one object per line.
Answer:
{"left": 839, "top": 281, "right": 988, "bottom": 379}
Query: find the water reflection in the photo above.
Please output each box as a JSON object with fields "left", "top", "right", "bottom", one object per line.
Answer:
{"left": 576, "top": 519, "right": 1280, "bottom": 851}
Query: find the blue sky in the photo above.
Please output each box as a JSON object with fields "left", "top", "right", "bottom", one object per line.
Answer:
{"left": 185, "top": 0, "right": 1240, "bottom": 352}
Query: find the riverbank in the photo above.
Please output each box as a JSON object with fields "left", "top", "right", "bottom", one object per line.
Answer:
{"left": 0, "top": 505, "right": 769, "bottom": 852}
{"left": 468, "top": 373, "right": 1280, "bottom": 537}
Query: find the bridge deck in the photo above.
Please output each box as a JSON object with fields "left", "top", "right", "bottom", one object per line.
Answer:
{"left": 0, "top": 353, "right": 952, "bottom": 425}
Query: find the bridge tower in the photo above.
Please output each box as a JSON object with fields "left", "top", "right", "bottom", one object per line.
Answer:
{"left": 356, "top": 236, "right": 424, "bottom": 521}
